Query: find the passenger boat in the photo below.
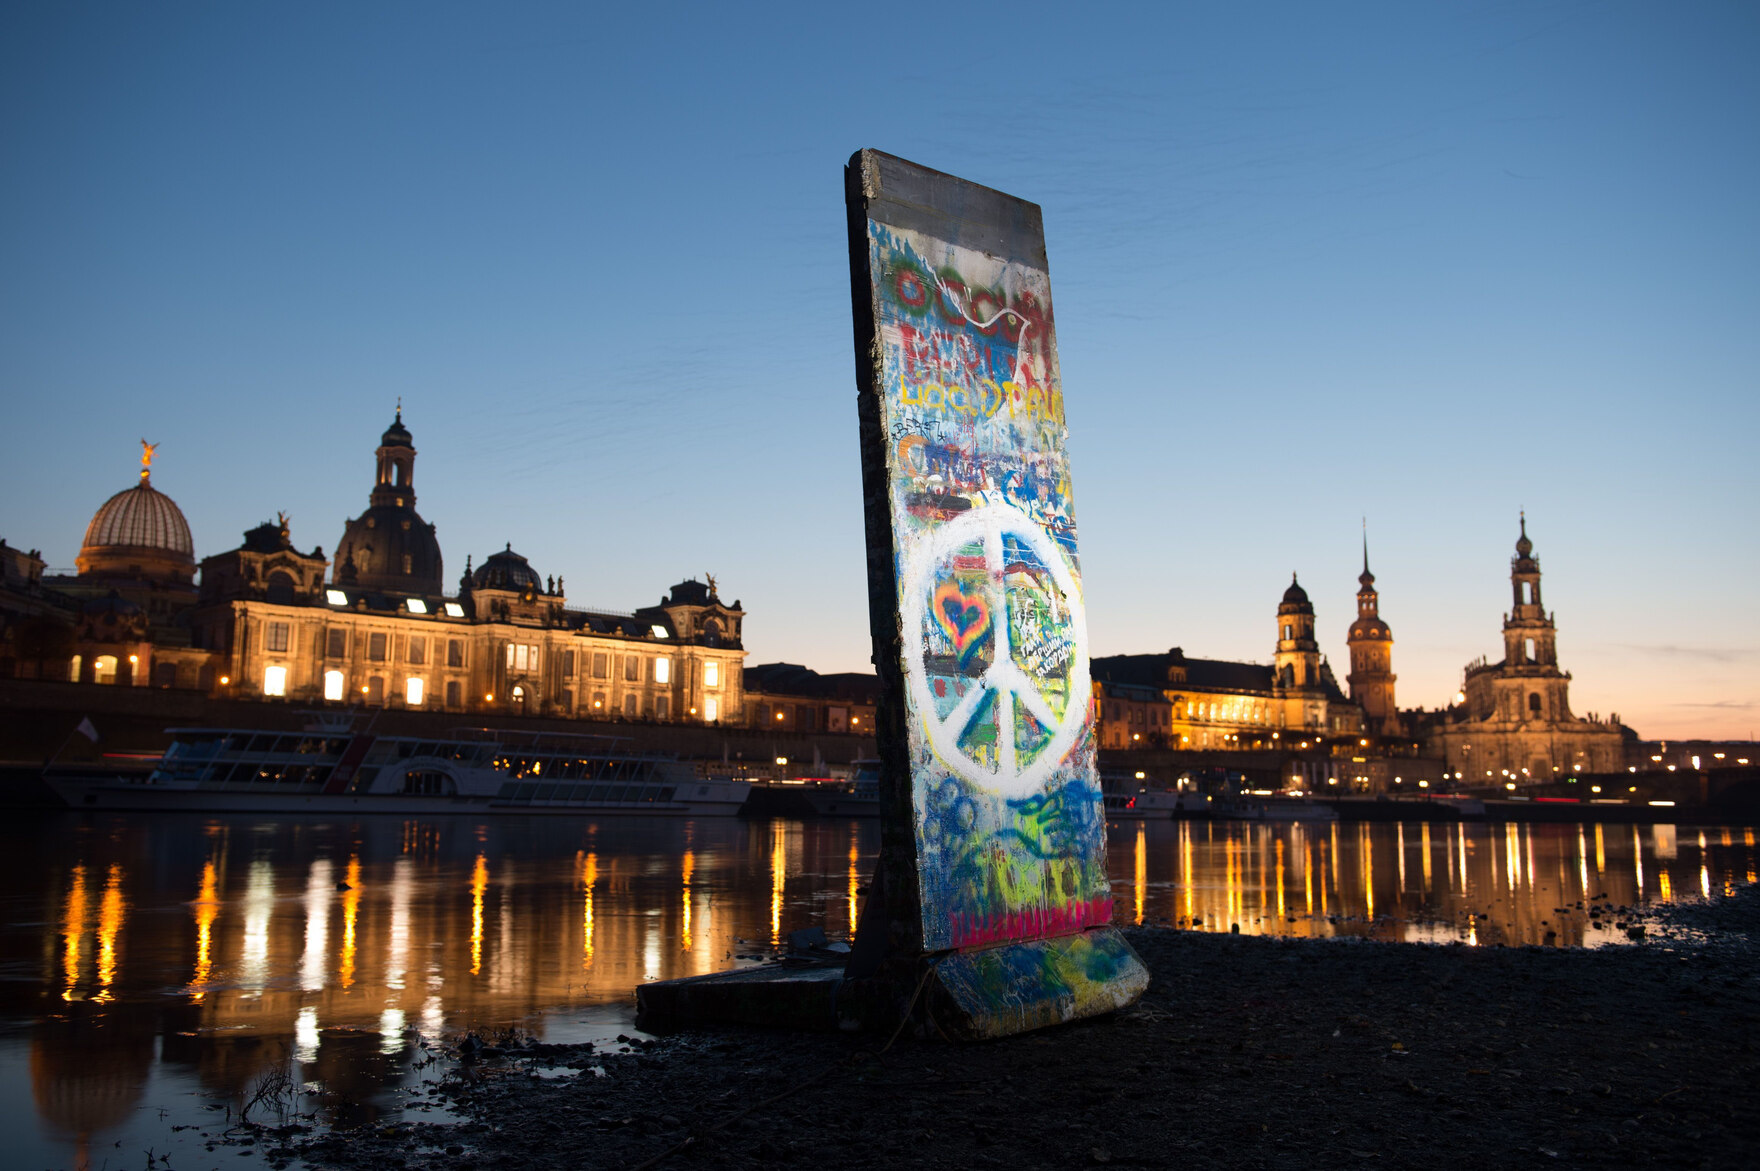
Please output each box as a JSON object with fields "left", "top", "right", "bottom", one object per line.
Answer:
{"left": 45, "top": 716, "right": 750, "bottom": 816}
{"left": 1102, "top": 788, "right": 1214, "bottom": 819}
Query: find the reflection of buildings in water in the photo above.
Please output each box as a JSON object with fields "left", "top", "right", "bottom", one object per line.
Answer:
{"left": 1107, "top": 819, "right": 1756, "bottom": 949}
{"left": 30, "top": 1002, "right": 156, "bottom": 1150}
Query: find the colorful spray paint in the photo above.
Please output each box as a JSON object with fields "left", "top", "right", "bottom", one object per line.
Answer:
{"left": 845, "top": 150, "right": 1147, "bottom": 1037}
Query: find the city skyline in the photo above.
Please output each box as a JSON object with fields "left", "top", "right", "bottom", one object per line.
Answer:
{"left": 2, "top": 4, "right": 1754, "bottom": 740}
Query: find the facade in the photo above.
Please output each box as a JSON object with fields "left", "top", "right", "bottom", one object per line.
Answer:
{"left": 1424, "top": 517, "right": 1625, "bottom": 783}
{"left": 1344, "top": 538, "right": 1399, "bottom": 735}
{"left": 7, "top": 414, "right": 748, "bottom": 725}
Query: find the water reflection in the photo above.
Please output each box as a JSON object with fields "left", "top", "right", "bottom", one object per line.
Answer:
{"left": 3, "top": 812, "right": 1755, "bottom": 1170}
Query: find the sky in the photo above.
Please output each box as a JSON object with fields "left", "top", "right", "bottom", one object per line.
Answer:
{"left": 2, "top": 2, "right": 1754, "bottom": 741}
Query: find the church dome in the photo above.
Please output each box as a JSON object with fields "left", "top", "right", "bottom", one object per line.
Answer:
{"left": 471, "top": 545, "right": 541, "bottom": 593}
{"left": 1280, "top": 574, "right": 1310, "bottom": 607}
{"left": 334, "top": 505, "right": 443, "bottom": 594}
{"left": 380, "top": 411, "right": 413, "bottom": 449}
{"left": 82, "top": 481, "right": 194, "bottom": 559}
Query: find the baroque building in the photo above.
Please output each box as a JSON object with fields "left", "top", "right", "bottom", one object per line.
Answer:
{"left": 1092, "top": 575, "right": 1361, "bottom": 751}
{"left": 1344, "top": 537, "right": 1398, "bottom": 735}
{"left": 1424, "top": 516, "right": 1624, "bottom": 783}
{"left": 5, "top": 413, "right": 747, "bottom": 725}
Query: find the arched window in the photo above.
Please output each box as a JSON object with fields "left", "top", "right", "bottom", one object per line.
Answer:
{"left": 266, "top": 571, "right": 296, "bottom": 605}
{"left": 1528, "top": 692, "right": 1542, "bottom": 715}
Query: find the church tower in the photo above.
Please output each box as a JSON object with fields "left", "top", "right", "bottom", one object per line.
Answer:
{"left": 1273, "top": 574, "right": 1320, "bottom": 690}
{"left": 1345, "top": 533, "right": 1398, "bottom": 733}
{"left": 333, "top": 407, "right": 444, "bottom": 595}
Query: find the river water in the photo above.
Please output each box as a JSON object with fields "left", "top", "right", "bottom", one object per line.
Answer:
{"left": 4, "top": 811, "right": 1755, "bottom": 1169}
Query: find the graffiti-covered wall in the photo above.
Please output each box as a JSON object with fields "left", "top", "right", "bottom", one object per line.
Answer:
{"left": 848, "top": 151, "right": 1111, "bottom": 954}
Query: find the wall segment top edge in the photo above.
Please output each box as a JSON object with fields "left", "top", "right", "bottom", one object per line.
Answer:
{"left": 853, "top": 150, "right": 1048, "bottom": 269}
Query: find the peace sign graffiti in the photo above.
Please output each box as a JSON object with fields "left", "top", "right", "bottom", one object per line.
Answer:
{"left": 901, "top": 503, "right": 1091, "bottom": 797}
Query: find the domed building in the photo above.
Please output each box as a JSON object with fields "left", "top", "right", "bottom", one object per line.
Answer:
{"left": 332, "top": 408, "right": 443, "bottom": 595}
{"left": 41, "top": 442, "right": 214, "bottom": 688}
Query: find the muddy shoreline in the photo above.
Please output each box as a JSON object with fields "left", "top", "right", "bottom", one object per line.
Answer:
{"left": 254, "top": 887, "right": 1760, "bottom": 1170}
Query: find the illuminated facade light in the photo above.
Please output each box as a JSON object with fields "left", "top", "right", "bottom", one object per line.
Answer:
{"left": 326, "top": 589, "right": 348, "bottom": 605}
{"left": 650, "top": 624, "right": 669, "bottom": 639}
{"left": 323, "top": 670, "right": 345, "bottom": 701}
{"left": 406, "top": 598, "right": 428, "bottom": 614}
{"left": 263, "top": 665, "right": 288, "bottom": 697}
{"left": 405, "top": 677, "right": 424, "bottom": 705}
{"left": 443, "top": 601, "right": 465, "bottom": 617}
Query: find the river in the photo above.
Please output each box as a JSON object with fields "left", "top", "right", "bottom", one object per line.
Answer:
{"left": 3, "top": 811, "right": 1754, "bottom": 1169}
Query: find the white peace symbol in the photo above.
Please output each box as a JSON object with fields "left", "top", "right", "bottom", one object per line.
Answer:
{"left": 900, "top": 502, "right": 1091, "bottom": 797}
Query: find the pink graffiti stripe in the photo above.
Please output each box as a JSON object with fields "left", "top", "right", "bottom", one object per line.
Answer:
{"left": 946, "top": 895, "right": 1114, "bottom": 949}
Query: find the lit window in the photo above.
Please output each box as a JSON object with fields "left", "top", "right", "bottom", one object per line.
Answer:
{"left": 655, "top": 657, "right": 671, "bottom": 684}
{"left": 443, "top": 602, "right": 465, "bottom": 618}
{"left": 704, "top": 661, "right": 720, "bottom": 688}
{"left": 405, "top": 677, "right": 424, "bottom": 706}
{"left": 407, "top": 598, "right": 428, "bottom": 614}
{"left": 264, "top": 665, "right": 288, "bottom": 697}
{"left": 323, "top": 670, "right": 345, "bottom": 701}
{"left": 326, "top": 589, "right": 348, "bottom": 606}
{"left": 704, "top": 697, "right": 718, "bottom": 722}
{"left": 650, "top": 624, "right": 669, "bottom": 639}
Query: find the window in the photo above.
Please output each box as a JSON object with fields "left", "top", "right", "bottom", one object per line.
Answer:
{"left": 407, "top": 636, "right": 426, "bottom": 665}
{"left": 326, "top": 588, "right": 348, "bottom": 606}
{"left": 1283, "top": 624, "right": 1292, "bottom": 640}
{"left": 592, "top": 692, "right": 605, "bottom": 712}
{"left": 704, "top": 661, "right": 720, "bottom": 688}
{"left": 402, "top": 554, "right": 413, "bottom": 574}
{"left": 264, "top": 665, "right": 288, "bottom": 697}
{"left": 1528, "top": 693, "right": 1542, "bottom": 715}
{"left": 1524, "top": 638, "right": 1536, "bottom": 662}
{"left": 406, "top": 598, "right": 428, "bottom": 614}
{"left": 267, "top": 622, "right": 290, "bottom": 653}
{"left": 562, "top": 688, "right": 573, "bottom": 712}
{"left": 326, "top": 628, "right": 348, "bottom": 658}
{"left": 624, "top": 693, "right": 638, "bottom": 718}
{"left": 368, "top": 632, "right": 388, "bottom": 662}
{"left": 366, "top": 676, "right": 384, "bottom": 704}
{"left": 267, "top": 572, "right": 296, "bottom": 605}
{"left": 656, "top": 695, "right": 670, "bottom": 720}
{"left": 654, "top": 657, "right": 670, "bottom": 684}
{"left": 704, "top": 697, "right": 718, "bottom": 722}
{"left": 447, "top": 639, "right": 464, "bottom": 668}
{"left": 91, "top": 655, "right": 117, "bottom": 684}
{"left": 624, "top": 655, "right": 639, "bottom": 682}
{"left": 443, "top": 601, "right": 466, "bottom": 618}
{"left": 323, "top": 670, "right": 345, "bottom": 701}
{"left": 563, "top": 650, "right": 576, "bottom": 679}
{"left": 405, "top": 677, "right": 424, "bottom": 706}
{"left": 592, "top": 652, "right": 609, "bottom": 679}
{"left": 445, "top": 680, "right": 461, "bottom": 708}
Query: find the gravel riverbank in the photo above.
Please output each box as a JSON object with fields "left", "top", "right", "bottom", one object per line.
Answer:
{"left": 265, "top": 886, "right": 1760, "bottom": 1170}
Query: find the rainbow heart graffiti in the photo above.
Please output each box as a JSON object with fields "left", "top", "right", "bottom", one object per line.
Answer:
{"left": 933, "top": 579, "right": 992, "bottom": 666}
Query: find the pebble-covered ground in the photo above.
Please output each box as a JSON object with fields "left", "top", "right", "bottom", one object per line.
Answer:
{"left": 253, "top": 885, "right": 1759, "bottom": 1170}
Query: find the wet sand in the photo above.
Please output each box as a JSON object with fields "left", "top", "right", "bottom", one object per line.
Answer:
{"left": 256, "top": 886, "right": 1759, "bottom": 1170}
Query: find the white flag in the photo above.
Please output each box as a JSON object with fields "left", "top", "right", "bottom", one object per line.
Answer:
{"left": 76, "top": 717, "right": 99, "bottom": 743}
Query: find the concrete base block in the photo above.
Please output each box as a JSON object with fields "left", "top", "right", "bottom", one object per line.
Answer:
{"left": 922, "top": 927, "right": 1149, "bottom": 1041}
{"left": 634, "top": 928, "right": 1147, "bottom": 1041}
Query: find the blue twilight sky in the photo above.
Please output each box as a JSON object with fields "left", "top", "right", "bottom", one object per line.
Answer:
{"left": 2, "top": 3, "right": 1755, "bottom": 740}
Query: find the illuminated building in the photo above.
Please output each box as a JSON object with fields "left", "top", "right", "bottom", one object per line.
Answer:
{"left": 1093, "top": 576, "right": 1361, "bottom": 751}
{"left": 1344, "top": 536, "right": 1399, "bottom": 735}
{"left": 5, "top": 412, "right": 747, "bottom": 724}
{"left": 1424, "top": 516, "right": 1624, "bottom": 783}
